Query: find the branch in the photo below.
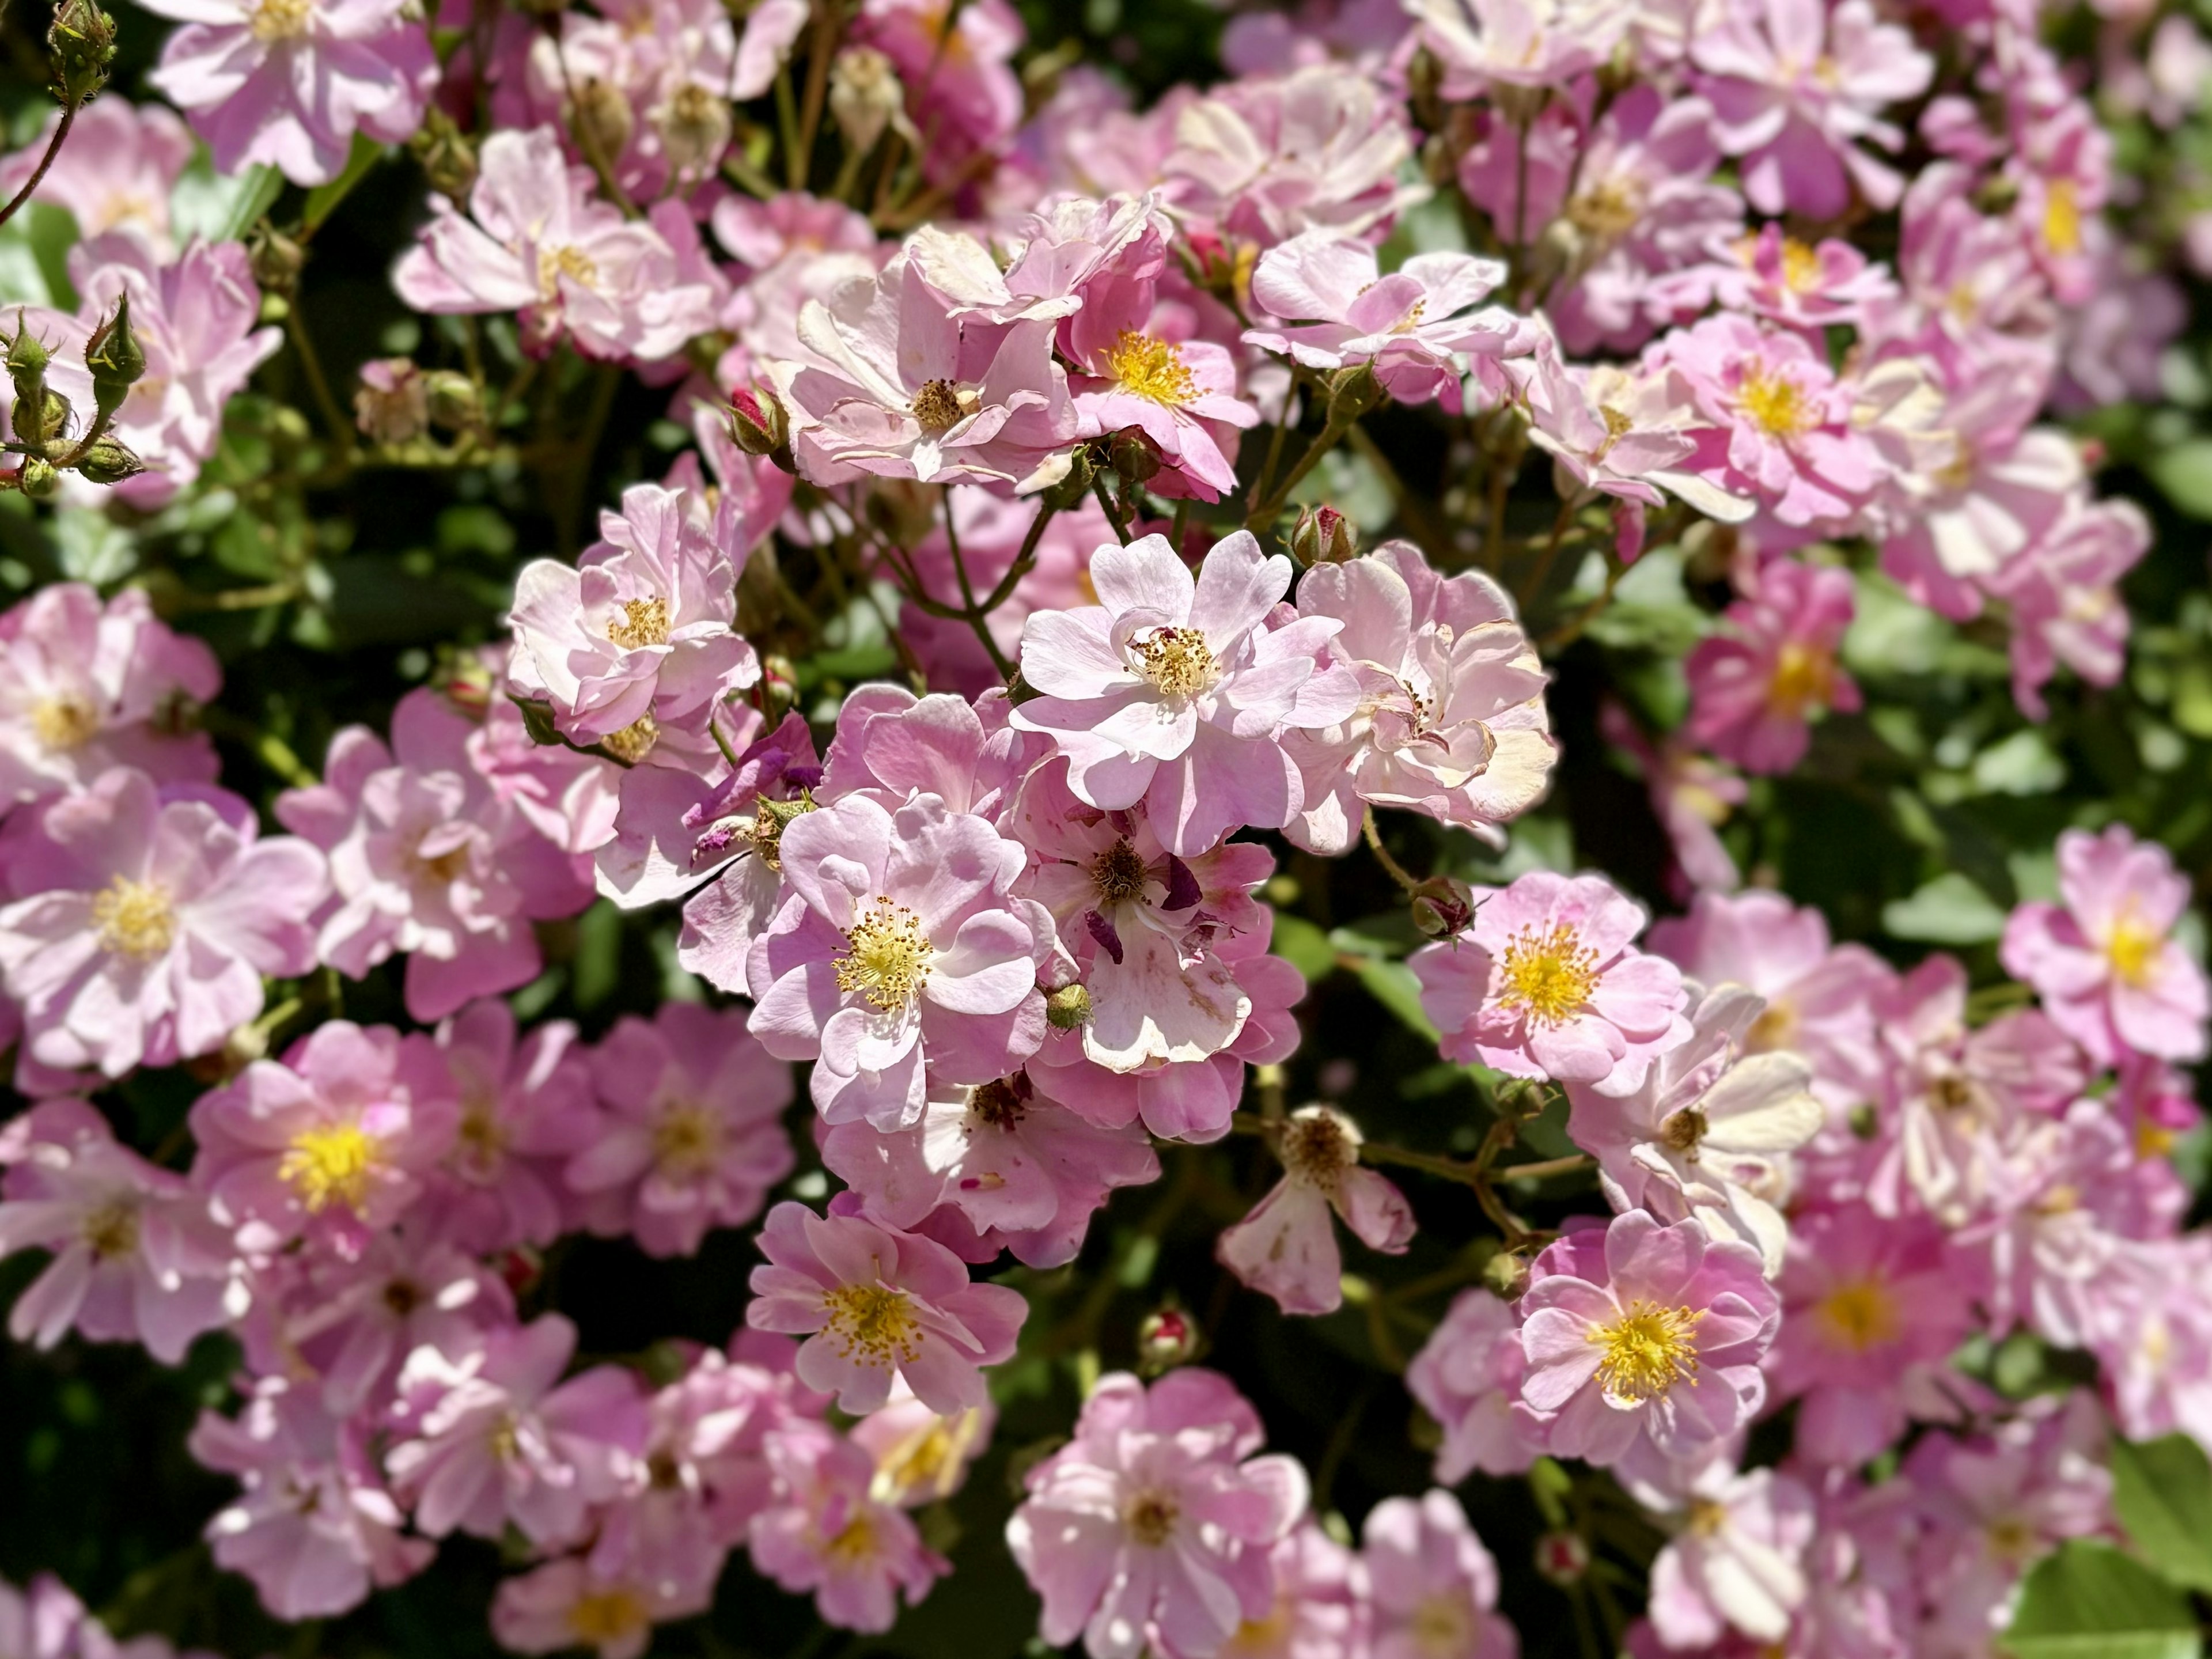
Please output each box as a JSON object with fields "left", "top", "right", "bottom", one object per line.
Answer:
{"left": 0, "top": 101, "right": 75, "bottom": 231}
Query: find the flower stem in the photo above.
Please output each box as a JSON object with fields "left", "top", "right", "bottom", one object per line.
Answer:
{"left": 0, "top": 100, "right": 75, "bottom": 231}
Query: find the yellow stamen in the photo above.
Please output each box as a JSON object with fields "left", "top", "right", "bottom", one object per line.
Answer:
{"left": 2106, "top": 911, "right": 2163, "bottom": 988}
{"left": 278, "top": 1122, "right": 379, "bottom": 1215}
{"left": 566, "top": 1589, "right": 647, "bottom": 1647}
{"left": 820, "top": 1281, "right": 922, "bottom": 1369}
{"left": 605, "top": 597, "right": 670, "bottom": 649}
{"left": 834, "top": 896, "right": 933, "bottom": 1013}
{"left": 31, "top": 694, "right": 99, "bottom": 752}
{"left": 2043, "top": 179, "right": 2082, "bottom": 258}
{"left": 1766, "top": 640, "right": 1836, "bottom": 718}
{"left": 248, "top": 0, "right": 310, "bottom": 40}
{"left": 82, "top": 1199, "right": 139, "bottom": 1259}
{"left": 1104, "top": 331, "right": 1198, "bottom": 406}
{"left": 1779, "top": 237, "right": 1823, "bottom": 293}
{"left": 91, "top": 876, "right": 176, "bottom": 961}
{"left": 910, "top": 378, "right": 967, "bottom": 433}
{"left": 1495, "top": 922, "right": 1599, "bottom": 1027}
{"left": 1814, "top": 1280, "right": 1899, "bottom": 1354}
{"left": 1737, "top": 366, "right": 1815, "bottom": 437}
{"left": 1131, "top": 626, "right": 1217, "bottom": 698}
{"left": 1589, "top": 1300, "right": 1703, "bottom": 1405}
{"left": 1123, "top": 1489, "right": 1179, "bottom": 1547}
{"left": 651, "top": 1102, "right": 720, "bottom": 1177}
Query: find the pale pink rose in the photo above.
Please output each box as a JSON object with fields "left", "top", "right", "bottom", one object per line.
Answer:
{"left": 746, "top": 1201, "right": 1026, "bottom": 1414}
{"left": 1684, "top": 557, "right": 1861, "bottom": 775}
{"left": 0, "top": 1098, "right": 239, "bottom": 1362}
{"left": 2002, "top": 824, "right": 2209, "bottom": 1066}
{"left": 1286, "top": 543, "right": 1557, "bottom": 855}
{"left": 1984, "top": 497, "right": 2147, "bottom": 721}
{"left": 1665, "top": 223, "right": 1899, "bottom": 334}
{"left": 1407, "top": 0, "right": 1631, "bottom": 93}
{"left": 1598, "top": 702, "right": 1749, "bottom": 903}
{"left": 1009, "top": 530, "right": 1361, "bottom": 857}
{"left": 1515, "top": 1211, "right": 1779, "bottom": 1466}
{"left": 0, "top": 769, "right": 325, "bottom": 1078}
{"left": 1006, "top": 1369, "right": 1309, "bottom": 1659}
{"left": 566, "top": 1003, "right": 794, "bottom": 1257}
{"left": 1064, "top": 286, "right": 1258, "bottom": 502}
{"left": 1215, "top": 1520, "right": 1368, "bottom": 1659}
{"left": 188, "top": 1020, "right": 458, "bottom": 1260}
{"left": 385, "top": 1314, "right": 647, "bottom": 1547}
{"left": 275, "top": 688, "right": 594, "bottom": 1022}
{"left": 1641, "top": 1464, "right": 1815, "bottom": 1649}
{"left": 1516, "top": 348, "right": 1756, "bottom": 525}
{"left": 1362, "top": 1489, "right": 1518, "bottom": 1659}
{"left": 745, "top": 791, "right": 1044, "bottom": 1127}
{"left": 851, "top": 0, "right": 1025, "bottom": 178}
{"left": 0, "top": 1574, "right": 104, "bottom": 1659}
{"left": 524, "top": 0, "right": 746, "bottom": 199}
{"left": 847, "top": 1388, "right": 996, "bottom": 1509}
{"left": 460, "top": 659, "right": 622, "bottom": 858}
{"left": 139, "top": 0, "right": 435, "bottom": 184}
{"left": 491, "top": 1556, "right": 700, "bottom": 1659}
{"left": 1411, "top": 870, "right": 1690, "bottom": 1093}
{"left": 710, "top": 192, "right": 874, "bottom": 272}
{"left": 748, "top": 1416, "right": 949, "bottom": 1632}
{"left": 429, "top": 999, "right": 601, "bottom": 1254}
{"left": 1405, "top": 1287, "right": 1542, "bottom": 1483}
{"left": 1218, "top": 1104, "right": 1414, "bottom": 1316}
{"left": 0, "top": 584, "right": 219, "bottom": 809}
{"left": 817, "top": 681, "right": 1043, "bottom": 824}
{"left": 2084, "top": 1236, "right": 2212, "bottom": 1448}
{"left": 509, "top": 480, "right": 760, "bottom": 747}
{"left": 1767, "top": 1205, "right": 1980, "bottom": 1467}
{"left": 393, "top": 126, "right": 719, "bottom": 362}
{"left": 190, "top": 1375, "right": 433, "bottom": 1619}
{"left": 0, "top": 99, "right": 192, "bottom": 255}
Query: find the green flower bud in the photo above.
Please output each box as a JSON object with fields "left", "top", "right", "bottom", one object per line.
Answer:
{"left": 84, "top": 291, "right": 146, "bottom": 421}
{"left": 12, "top": 387, "right": 70, "bottom": 452}
{"left": 1036, "top": 442, "right": 1099, "bottom": 512}
{"left": 1044, "top": 983, "right": 1092, "bottom": 1030}
{"left": 18, "top": 457, "right": 60, "bottom": 500}
{"left": 409, "top": 107, "right": 479, "bottom": 200}
{"left": 1289, "top": 503, "right": 1358, "bottom": 566}
{"left": 74, "top": 433, "right": 146, "bottom": 486}
{"left": 47, "top": 0, "right": 116, "bottom": 105}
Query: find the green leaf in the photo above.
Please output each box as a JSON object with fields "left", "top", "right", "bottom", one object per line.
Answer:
{"left": 219, "top": 164, "right": 285, "bottom": 244}
{"left": 301, "top": 135, "right": 385, "bottom": 234}
{"left": 2150, "top": 438, "right": 2212, "bottom": 520}
{"left": 1269, "top": 911, "right": 1336, "bottom": 984}
{"left": 1881, "top": 872, "right": 2009, "bottom": 944}
{"left": 2002, "top": 1540, "right": 2200, "bottom": 1659}
{"left": 1352, "top": 957, "right": 1438, "bottom": 1043}
{"left": 2112, "top": 1434, "right": 2212, "bottom": 1594}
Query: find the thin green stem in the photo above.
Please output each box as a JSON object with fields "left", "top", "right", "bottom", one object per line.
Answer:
{"left": 1092, "top": 471, "right": 1131, "bottom": 544}
{"left": 287, "top": 302, "right": 353, "bottom": 456}
{"left": 1361, "top": 806, "right": 1424, "bottom": 895}
{"left": 0, "top": 100, "right": 75, "bottom": 230}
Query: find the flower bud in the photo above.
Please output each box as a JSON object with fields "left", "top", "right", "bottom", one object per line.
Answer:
{"left": 570, "top": 75, "right": 635, "bottom": 168}
{"left": 1137, "top": 1307, "right": 1200, "bottom": 1375}
{"left": 657, "top": 81, "right": 732, "bottom": 182}
{"left": 423, "top": 370, "right": 482, "bottom": 432}
{"left": 12, "top": 388, "right": 69, "bottom": 452}
{"left": 247, "top": 223, "right": 305, "bottom": 296}
{"left": 726, "top": 385, "right": 789, "bottom": 457}
{"left": 435, "top": 649, "right": 496, "bottom": 718}
{"left": 1108, "top": 426, "right": 1162, "bottom": 486}
{"left": 410, "top": 106, "right": 478, "bottom": 200}
{"left": 84, "top": 291, "right": 147, "bottom": 421}
{"left": 1036, "top": 442, "right": 1099, "bottom": 511}
{"left": 18, "top": 457, "right": 60, "bottom": 500}
{"left": 5, "top": 321, "right": 51, "bottom": 387}
{"left": 1289, "top": 503, "right": 1357, "bottom": 566}
{"left": 47, "top": 0, "right": 116, "bottom": 105}
{"left": 1406, "top": 44, "right": 1445, "bottom": 130}
{"left": 1325, "top": 362, "right": 1385, "bottom": 421}
{"left": 73, "top": 433, "right": 146, "bottom": 486}
{"left": 760, "top": 652, "right": 798, "bottom": 722}
{"left": 353, "top": 358, "right": 429, "bottom": 445}
{"left": 829, "top": 46, "right": 906, "bottom": 154}
{"left": 1482, "top": 1251, "right": 1528, "bottom": 1301}
{"left": 1408, "top": 874, "right": 1476, "bottom": 940}
{"left": 1045, "top": 983, "right": 1092, "bottom": 1030}
{"left": 1534, "top": 1532, "right": 1590, "bottom": 1586}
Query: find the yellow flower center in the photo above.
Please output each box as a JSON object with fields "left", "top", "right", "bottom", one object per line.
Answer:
{"left": 967, "top": 1077, "right": 1027, "bottom": 1131}
{"left": 2043, "top": 179, "right": 2082, "bottom": 258}
{"left": 2106, "top": 911, "right": 2162, "bottom": 988}
{"left": 1123, "top": 1488, "right": 1180, "bottom": 1547}
{"left": 454, "top": 1099, "right": 506, "bottom": 1177}
{"left": 82, "top": 1199, "right": 140, "bottom": 1259}
{"left": 820, "top": 1281, "right": 922, "bottom": 1369}
{"left": 871, "top": 1406, "right": 988, "bottom": 1505}
{"left": 2138, "top": 1118, "right": 2179, "bottom": 1161}
{"left": 1589, "top": 1300, "right": 1703, "bottom": 1405}
{"left": 278, "top": 1122, "right": 380, "bottom": 1215}
{"left": 92, "top": 875, "right": 176, "bottom": 961}
{"left": 1090, "top": 838, "right": 1149, "bottom": 904}
{"left": 600, "top": 714, "right": 660, "bottom": 764}
{"left": 566, "top": 1589, "right": 647, "bottom": 1647}
{"left": 1496, "top": 922, "right": 1599, "bottom": 1026}
{"left": 824, "top": 1513, "right": 880, "bottom": 1565}
{"left": 1779, "top": 237, "right": 1823, "bottom": 293}
{"left": 536, "top": 244, "right": 599, "bottom": 298}
{"left": 1279, "top": 1111, "right": 1352, "bottom": 1190}
{"left": 1105, "top": 331, "right": 1198, "bottom": 406}
{"left": 30, "top": 693, "right": 100, "bottom": 752}
{"left": 1746, "top": 999, "right": 1797, "bottom": 1052}
{"left": 1813, "top": 1279, "right": 1899, "bottom": 1354}
{"left": 249, "top": 0, "right": 311, "bottom": 40}
{"left": 1569, "top": 179, "right": 1643, "bottom": 240}
{"left": 651, "top": 1101, "right": 720, "bottom": 1177}
{"left": 1408, "top": 1593, "right": 1472, "bottom": 1656}
{"left": 835, "top": 896, "right": 933, "bottom": 1013}
{"left": 910, "top": 378, "right": 967, "bottom": 434}
{"left": 1737, "top": 366, "right": 1814, "bottom": 437}
{"left": 1766, "top": 640, "right": 1836, "bottom": 718}
{"left": 1131, "top": 626, "right": 1217, "bottom": 698}
{"left": 605, "top": 597, "right": 670, "bottom": 650}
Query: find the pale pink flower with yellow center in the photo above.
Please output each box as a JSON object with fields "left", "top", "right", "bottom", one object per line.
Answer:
{"left": 1217, "top": 1104, "right": 1414, "bottom": 1316}
{"left": 1405, "top": 1287, "right": 1541, "bottom": 1483}
{"left": 748, "top": 1416, "right": 949, "bottom": 1633}
{"left": 491, "top": 1557, "right": 699, "bottom": 1659}
{"left": 1684, "top": 557, "right": 1861, "bottom": 776}
{"left": 1362, "top": 1489, "right": 1518, "bottom": 1659}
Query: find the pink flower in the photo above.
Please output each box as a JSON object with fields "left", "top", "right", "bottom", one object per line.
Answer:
{"left": 1009, "top": 530, "right": 1362, "bottom": 857}
{"left": 1984, "top": 497, "right": 2149, "bottom": 720}
{"left": 1516, "top": 350, "right": 1756, "bottom": 525}
{"left": 0, "top": 768, "right": 325, "bottom": 1077}
{"left": 1684, "top": 557, "right": 1861, "bottom": 775}
{"left": 0, "top": 99, "right": 192, "bottom": 255}
{"left": 393, "top": 127, "right": 719, "bottom": 362}
{"left": 0, "top": 1574, "right": 107, "bottom": 1659}
{"left": 1669, "top": 224, "right": 1899, "bottom": 334}
{"left": 745, "top": 1200, "right": 1027, "bottom": 1414}
{"left": 849, "top": 1390, "right": 996, "bottom": 1509}
{"left": 491, "top": 1557, "right": 699, "bottom": 1659}
{"left": 746, "top": 791, "right": 1045, "bottom": 1127}
{"left": 460, "top": 656, "right": 622, "bottom": 857}
{"left": 1065, "top": 306, "right": 1258, "bottom": 501}
{"left": 1407, "top": 0, "right": 1631, "bottom": 93}
{"left": 1361, "top": 1489, "right": 1517, "bottom": 1659}
{"left": 2085, "top": 1237, "right": 2212, "bottom": 1447}
{"left": 275, "top": 688, "right": 594, "bottom": 1022}
{"left": 189, "top": 1021, "right": 457, "bottom": 1259}
{"left": 1244, "top": 232, "right": 1525, "bottom": 410}
{"left": 748, "top": 1417, "right": 949, "bottom": 1632}
{"left": 508, "top": 480, "right": 760, "bottom": 747}
{"left": 1286, "top": 543, "right": 1558, "bottom": 855}
{"left": 1006, "top": 1369, "right": 1309, "bottom": 1659}
{"left": 1515, "top": 1211, "right": 1779, "bottom": 1465}
{"left": 430, "top": 999, "right": 601, "bottom": 1253}
{"left": 1217, "top": 1105, "right": 1414, "bottom": 1316}
{"left": 566, "top": 1003, "right": 794, "bottom": 1257}
{"left": 0, "top": 1098, "right": 239, "bottom": 1362}
{"left": 139, "top": 0, "right": 435, "bottom": 184}
{"left": 1692, "top": 0, "right": 1933, "bottom": 217}
{"left": 1411, "top": 870, "right": 1690, "bottom": 1093}
{"left": 1641, "top": 1463, "right": 1814, "bottom": 1649}
{"left": 1766, "top": 1206, "right": 1979, "bottom": 1467}
{"left": 1406, "top": 1288, "right": 1541, "bottom": 1483}
{"left": 385, "top": 1314, "right": 647, "bottom": 1547}
{"left": 0, "top": 584, "right": 219, "bottom": 809}
{"left": 2002, "top": 825, "right": 2208, "bottom": 1066}
{"left": 190, "top": 1375, "right": 433, "bottom": 1619}
{"left": 1217, "top": 1521, "right": 1367, "bottom": 1659}
{"left": 851, "top": 0, "right": 1025, "bottom": 178}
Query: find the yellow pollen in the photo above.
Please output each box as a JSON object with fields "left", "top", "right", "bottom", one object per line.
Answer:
{"left": 1567, "top": 179, "right": 1642, "bottom": 240}
{"left": 2105, "top": 912, "right": 2162, "bottom": 988}
{"left": 2043, "top": 179, "right": 2082, "bottom": 258}
{"left": 1737, "top": 366, "right": 1815, "bottom": 437}
{"left": 824, "top": 1513, "right": 879, "bottom": 1565}
{"left": 1660, "top": 1107, "right": 1706, "bottom": 1156}
{"left": 82, "top": 1199, "right": 139, "bottom": 1259}
{"left": 605, "top": 596, "right": 670, "bottom": 649}
{"left": 1766, "top": 640, "right": 1836, "bottom": 718}
{"left": 1132, "top": 626, "right": 1217, "bottom": 698}
{"left": 1408, "top": 1593, "right": 1472, "bottom": 1656}
{"left": 1747, "top": 1000, "right": 1797, "bottom": 1052}
{"left": 30, "top": 694, "right": 99, "bottom": 752}
{"left": 2138, "top": 1119, "right": 2179, "bottom": 1161}
{"left": 248, "top": 0, "right": 311, "bottom": 40}
{"left": 821, "top": 1281, "right": 922, "bottom": 1369}
{"left": 566, "top": 1589, "right": 647, "bottom": 1647}
{"left": 1104, "top": 330, "right": 1198, "bottom": 406}
{"left": 651, "top": 1102, "right": 720, "bottom": 1177}
{"left": 1686, "top": 1498, "right": 1729, "bottom": 1536}
{"left": 278, "top": 1122, "right": 380, "bottom": 1215}
{"left": 1090, "top": 838, "right": 1149, "bottom": 904}
{"left": 835, "top": 896, "right": 933, "bottom": 1013}
{"left": 1590, "top": 1300, "right": 1703, "bottom": 1405}
{"left": 411, "top": 839, "right": 471, "bottom": 885}
{"left": 599, "top": 714, "right": 659, "bottom": 764}
{"left": 1391, "top": 298, "right": 1429, "bottom": 335}
{"left": 454, "top": 1101, "right": 506, "bottom": 1177}
{"left": 1814, "top": 1280, "right": 1899, "bottom": 1354}
{"left": 1123, "top": 1489, "right": 1179, "bottom": 1547}
{"left": 1780, "top": 237, "right": 1823, "bottom": 293}
{"left": 1496, "top": 923, "right": 1599, "bottom": 1027}
{"left": 1279, "top": 1112, "right": 1351, "bottom": 1189}
{"left": 968, "top": 1078, "right": 1027, "bottom": 1131}
{"left": 910, "top": 378, "right": 966, "bottom": 433}
{"left": 872, "top": 1406, "right": 988, "bottom": 1505}
{"left": 536, "top": 244, "right": 599, "bottom": 298}
{"left": 91, "top": 876, "right": 176, "bottom": 961}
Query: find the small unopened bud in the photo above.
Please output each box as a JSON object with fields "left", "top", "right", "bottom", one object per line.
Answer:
{"left": 1046, "top": 983, "right": 1092, "bottom": 1030}
{"left": 657, "top": 81, "right": 732, "bottom": 182}
{"left": 1108, "top": 426, "right": 1162, "bottom": 486}
{"left": 570, "top": 75, "right": 635, "bottom": 168}
{"left": 6, "top": 321, "right": 51, "bottom": 387}
{"left": 12, "top": 388, "right": 69, "bottom": 452}
{"left": 18, "top": 457, "right": 60, "bottom": 501}
{"left": 760, "top": 653, "right": 798, "bottom": 720}
{"left": 726, "top": 385, "right": 789, "bottom": 457}
{"left": 1325, "top": 362, "right": 1385, "bottom": 421}
{"left": 410, "top": 106, "right": 478, "bottom": 200}
{"left": 1406, "top": 44, "right": 1445, "bottom": 129}
{"left": 73, "top": 433, "right": 145, "bottom": 486}
{"left": 1289, "top": 503, "right": 1357, "bottom": 566}
{"left": 354, "top": 358, "right": 430, "bottom": 445}
{"left": 1408, "top": 874, "right": 1476, "bottom": 940}
{"left": 84, "top": 291, "right": 146, "bottom": 421}
{"left": 423, "top": 370, "right": 482, "bottom": 432}
{"left": 495, "top": 1245, "right": 544, "bottom": 1299}
{"left": 1847, "top": 1101, "right": 1880, "bottom": 1141}
{"left": 247, "top": 223, "right": 305, "bottom": 296}
{"left": 1137, "top": 1307, "right": 1200, "bottom": 1375}
{"left": 1037, "top": 443, "right": 1099, "bottom": 512}
{"left": 1534, "top": 1532, "right": 1590, "bottom": 1586}
{"left": 436, "top": 650, "right": 497, "bottom": 718}
{"left": 47, "top": 0, "right": 116, "bottom": 105}
{"left": 1482, "top": 1251, "right": 1528, "bottom": 1301}
{"left": 829, "top": 46, "right": 907, "bottom": 154}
